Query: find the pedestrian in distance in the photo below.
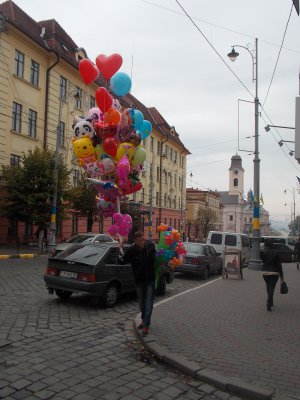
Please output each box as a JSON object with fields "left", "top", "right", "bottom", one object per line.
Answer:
{"left": 119, "top": 231, "right": 156, "bottom": 336}
{"left": 294, "top": 236, "right": 300, "bottom": 270}
{"left": 260, "top": 238, "right": 284, "bottom": 311}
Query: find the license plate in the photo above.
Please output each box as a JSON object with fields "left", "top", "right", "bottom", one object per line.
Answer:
{"left": 60, "top": 270, "right": 77, "bottom": 278}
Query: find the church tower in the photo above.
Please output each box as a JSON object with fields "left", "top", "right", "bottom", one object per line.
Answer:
{"left": 228, "top": 154, "right": 244, "bottom": 197}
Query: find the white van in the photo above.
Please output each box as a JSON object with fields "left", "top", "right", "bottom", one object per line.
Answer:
{"left": 206, "top": 231, "right": 250, "bottom": 267}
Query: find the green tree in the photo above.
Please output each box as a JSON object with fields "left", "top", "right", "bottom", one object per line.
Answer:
{"left": 196, "top": 207, "right": 217, "bottom": 241}
{"left": 0, "top": 147, "right": 71, "bottom": 243}
{"left": 69, "top": 172, "right": 99, "bottom": 232}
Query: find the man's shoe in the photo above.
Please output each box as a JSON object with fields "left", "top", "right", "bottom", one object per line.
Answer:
{"left": 137, "top": 322, "right": 144, "bottom": 330}
{"left": 142, "top": 327, "right": 149, "bottom": 336}
{"left": 267, "top": 304, "right": 272, "bottom": 311}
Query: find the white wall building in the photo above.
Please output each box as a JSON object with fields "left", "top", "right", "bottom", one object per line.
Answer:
{"left": 219, "top": 155, "right": 270, "bottom": 234}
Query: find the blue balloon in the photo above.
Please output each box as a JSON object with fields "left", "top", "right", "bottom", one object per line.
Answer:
{"left": 139, "top": 120, "right": 152, "bottom": 139}
{"left": 133, "top": 110, "right": 144, "bottom": 129}
{"left": 110, "top": 72, "right": 132, "bottom": 97}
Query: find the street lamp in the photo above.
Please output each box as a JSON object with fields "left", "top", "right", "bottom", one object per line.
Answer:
{"left": 47, "top": 89, "right": 80, "bottom": 254}
{"left": 228, "top": 38, "right": 262, "bottom": 269}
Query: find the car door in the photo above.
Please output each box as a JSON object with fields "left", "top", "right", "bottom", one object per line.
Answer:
{"left": 105, "top": 247, "right": 135, "bottom": 292}
{"left": 207, "top": 245, "right": 221, "bottom": 272}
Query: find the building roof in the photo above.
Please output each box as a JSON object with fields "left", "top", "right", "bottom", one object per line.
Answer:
{"left": 218, "top": 191, "right": 240, "bottom": 205}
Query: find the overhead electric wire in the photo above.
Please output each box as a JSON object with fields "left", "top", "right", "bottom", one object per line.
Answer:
{"left": 174, "top": 0, "right": 254, "bottom": 99}
{"left": 262, "top": 4, "right": 294, "bottom": 107}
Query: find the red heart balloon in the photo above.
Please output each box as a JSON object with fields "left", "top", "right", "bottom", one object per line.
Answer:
{"left": 95, "top": 54, "right": 123, "bottom": 80}
{"left": 79, "top": 58, "right": 99, "bottom": 84}
{"left": 103, "top": 137, "right": 118, "bottom": 157}
{"left": 95, "top": 87, "right": 113, "bottom": 113}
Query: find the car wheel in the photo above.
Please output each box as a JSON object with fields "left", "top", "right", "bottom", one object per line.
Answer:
{"left": 102, "top": 283, "right": 120, "bottom": 308}
{"left": 202, "top": 267, "right": 209, "bottom": 280}
{"left": 55, "top": 289, "right": 72, "bottom": 299}
{"left": 157, "top": 275, "right": 167, "bottom": 296}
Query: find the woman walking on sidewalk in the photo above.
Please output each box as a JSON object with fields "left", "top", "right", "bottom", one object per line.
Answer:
{"left": 260, "top": 238, "right": 284, "bottom": 311}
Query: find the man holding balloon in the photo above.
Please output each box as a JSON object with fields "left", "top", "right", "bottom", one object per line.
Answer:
{"left": 119, "top": 231, "right": 156, "bottom": 337}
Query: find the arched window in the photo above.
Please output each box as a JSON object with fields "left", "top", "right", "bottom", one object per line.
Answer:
{"left": 233, "top": 178, "right": 238, "bottom": 187}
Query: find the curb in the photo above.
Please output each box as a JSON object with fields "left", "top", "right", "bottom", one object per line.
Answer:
{"left": 0, "top": 254, "right": 48, "bottom": 260}
{"left": 134, "top": 316, "right": 275, "bottom": 400}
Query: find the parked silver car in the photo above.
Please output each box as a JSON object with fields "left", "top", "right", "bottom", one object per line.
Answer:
{"left": 55, "top": 233, "right": 117, "bottom": 255}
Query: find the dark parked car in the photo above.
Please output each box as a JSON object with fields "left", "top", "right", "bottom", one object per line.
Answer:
{"left": 55, "top": 233, "right": 117, "bottom": 255}
{"left": 272, "top": 243, "right": 293, "bottom": 263}
{"left": 44, "top": 243, "right": 174, "bottom": 307}
{"left": 175, "top": 242, "right": 223, "bottom": 279}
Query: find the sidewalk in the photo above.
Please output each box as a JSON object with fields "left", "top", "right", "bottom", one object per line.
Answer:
{"left": 0, "top": 245, "right": 47, "bottom": 259}
{"left": 136, "top": 265, "right": 300, "bottom": 400}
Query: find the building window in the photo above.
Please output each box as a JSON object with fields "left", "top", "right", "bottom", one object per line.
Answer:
{"left": 156, "top": 217, "right": 159, "bottom": 228}
{"left": 59, "top": 76, "right": 67, "bottom": 100}
{"left": 233, "top": 178, "right": 238, "bottom": 187}
{"left": 73, "top": 169, "right": 80, "bottom": 187}
{"left": 169, "top": 198, "right": 171, "bottom": 208}
{"left": 30, "top": 60, "right": 39, "bottom": 86}
{"left": 174, "top": 151, "right": 177, "bottom": 163}
{"left": 58, "top": 121, "right": 65, "bottom": 146}
{"left": 156, "top": 192, "right": 159, "bottom": 206}
{"left": 170, "top": 148, "right": 173, "bottom": 161}
{"left": 150, "top": 137, "right": 154, "bottom": 151}
{"left": 10, "top": 154, "right": 21, "bottom": 166}
{"left": 157, "top": 141, "right": 160, "bottom": 155}
{"left": 12, "top": 102, "right": 22, "bottom": 132}
{"left": 72, "top": 214, "right": 78, "bottom": 236}
{"left": 164, "top": 193, "right": 167, "bottom": 206}
{"left": 28, "top": 109, "right": 37, "bottom": 138}
{"left": 164, "top": 218, "right": 167, "bottom": 224}
{"left": 157, "top": 166, "right": 160, "bottom": 182}
{"left": 75, "top": 86, "right": 82, "bottom": 109}
{"left": 25, "top": 222, "right": 33, "bottom": 237}
{"left": 174, "top": 219, "right": 176, "bottom": 228}
{"left": 141, "top": 188, "right": 145, "bottom": 203}
{"left": 89, "top": 95, "right": 95, "bottom": 109}
{"left": 14, "top": 50, "right": 24, "bottom": 78}
{"left": 229, "top": 215, "right": 233, "bottom": 221}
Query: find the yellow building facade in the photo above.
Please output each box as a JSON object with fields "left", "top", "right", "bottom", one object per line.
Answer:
{"left": 0, "top": 1, "right": 189, "bottom": 244}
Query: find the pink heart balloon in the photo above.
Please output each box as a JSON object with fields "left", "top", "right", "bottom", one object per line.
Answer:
{"left": 96, "top": 54, "right": 123, "bottom": 80}
{"left": 113, "top": 213, "right": 123, "bottom": 225}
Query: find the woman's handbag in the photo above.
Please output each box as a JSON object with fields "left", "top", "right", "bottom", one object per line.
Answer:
{"left": 280, "top": 281, "right": 288, "bottom": 294}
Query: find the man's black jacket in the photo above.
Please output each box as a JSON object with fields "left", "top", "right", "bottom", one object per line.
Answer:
{"left": 120, "top": 241, "right": 156, "bottom": 285}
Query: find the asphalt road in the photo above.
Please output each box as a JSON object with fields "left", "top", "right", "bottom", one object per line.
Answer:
{"left": 0, "top": 257, "right": 246, "bottom": 400}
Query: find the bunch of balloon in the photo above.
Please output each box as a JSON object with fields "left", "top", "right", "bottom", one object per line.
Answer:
{"left": 154, "top": 224, "right": 187, "bottom": 289}
{"left": 72, "top": 53, "right": 153, "bottom": 237}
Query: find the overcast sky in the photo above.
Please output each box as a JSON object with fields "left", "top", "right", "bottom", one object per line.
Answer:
{"left": 10, "top": 0, "right": 300, "bottom": 226}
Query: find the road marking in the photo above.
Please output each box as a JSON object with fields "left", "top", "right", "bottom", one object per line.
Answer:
{"left": 154, "top": 276, "right": 223, "bottom": 308}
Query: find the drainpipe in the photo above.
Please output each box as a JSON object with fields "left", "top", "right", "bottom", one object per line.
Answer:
{"left": 43, "top": 50, "right": 60, "bottom": 149}
{"left": 159, "top": 134, "right": 168, "bottom": 224}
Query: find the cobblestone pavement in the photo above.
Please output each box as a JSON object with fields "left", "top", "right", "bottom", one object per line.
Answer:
{"left": 0, "top": 258, "right": 246, "bottom": 400}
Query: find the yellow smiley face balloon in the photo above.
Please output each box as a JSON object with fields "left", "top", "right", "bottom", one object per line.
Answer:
{"left": 116, "top": 142, "right": 136, "bottom": 162}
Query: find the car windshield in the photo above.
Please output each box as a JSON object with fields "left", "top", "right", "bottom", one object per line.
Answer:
{"left": 184, "top": 243, "right": 205, "bottom": 255}
{"left": 66, "top": 235, "right": 94, "bottom": 243}
{"left": 54, "top": 244, "right": 108, "bottom": 265}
